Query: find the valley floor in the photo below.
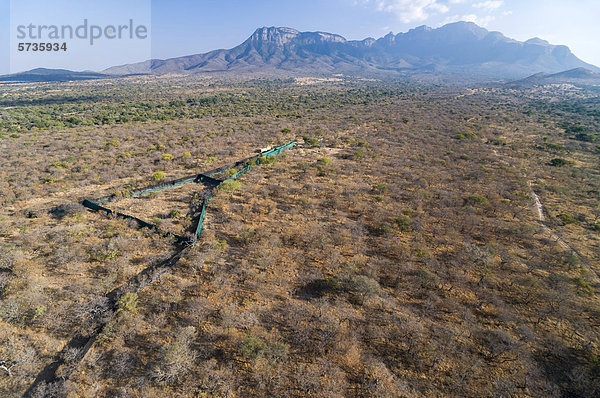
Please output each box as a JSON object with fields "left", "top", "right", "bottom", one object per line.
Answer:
{"left": 0, "top": 77, "right": 599, "bottom": 397}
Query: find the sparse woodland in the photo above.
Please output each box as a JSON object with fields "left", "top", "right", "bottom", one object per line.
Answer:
{"left": 0, "top": 76, "right": 599, "bottom": 397}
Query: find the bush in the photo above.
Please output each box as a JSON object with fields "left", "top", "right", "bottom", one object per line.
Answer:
{"left": 318, "top": 157, "right": 332, "bottom": 165}
{"left": 161, "top": 154, "right": 174, "bottom": 160}
{"left": 258, "top": 156, "right": 277, "bottom": 165}
{"left": 153, "top": 171, "right": 166, "bottom": 182}
{"left": 465, "top": 195, "right": 488, "bottom": 205}
{"left": 239, "top": 335, "right": 289, "bottom": 363}
{"left": 394, "top": 216, "right": 411, "bottom": 231}
{"left": 545, "top": 142, "right": 565, "bottom": 150}
{"left": 353, "top": 151, "right": 365, "bottom": 160}
{"left": 217, "top": 180, "right": 242, "bottom": 192}
{"left": 574, "top": 133, "right": 599, "bottom": 142}
{"left": 557, "top": 214, "right": 577, "bottom": 225}
{"left": 574, "top": 275, "right": 594, "bottom": 296}
{"left": 550, "top": 158, "right": 569, "bottom": 167}
{"left": 372, "top": 183, "right": 388, "bottom": 194}
{"left": 456, "top": 132, "right": 478, "bottom": 140}
{"left": 303, "top": 136, "right": 319, "bottom": 146}
{"left": 346, "top": 275, "right": 380, "bottom": 305}
{"left": 118, "top": 293, "right": 138, "bottom": 313}
{"left": 379, "top": 222, "right": 393, "bottom": 235}
{"left": 489, "top": 138, "right": 507, "bottom": 146}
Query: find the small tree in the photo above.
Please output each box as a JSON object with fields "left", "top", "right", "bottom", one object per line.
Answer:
{"left": 347, "top": 275, "right": 380, "bottom": 305}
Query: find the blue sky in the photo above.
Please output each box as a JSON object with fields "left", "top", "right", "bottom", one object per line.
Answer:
{"left": 1, "top": 0, "right": 599, "bottom": 73}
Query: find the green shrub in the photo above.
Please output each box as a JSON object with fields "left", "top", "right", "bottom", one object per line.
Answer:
{"left": 379, "top": 222, "right": 393, "bottom": 234}
{"left": 466, "top": 195, "right": 488, "bottom": 205}
{"left": 161, "top": 153, "right": 174, "bottom": 160}
{"left": 550, "top": 158, "right": 569, "bottom": 167}
{"left": 318, "top": 157, "right": 332, "bottom": 165}
{"left": 218, "top": 180, "right": 242, "bottom": 192}
{"left": 214, "top": 239, "right": 229, "bottom": 252}
{"left": 204, "top": 156, "right": 217, "bottom": 164}
{"left": 457, "top": 132, "right": 478, "bottom": 140}
{"left": 394, "top": 216, "right": 411, "bottom": 232}
{"left": 239, "top": 335, "right": 289, "bottom": 363}
{"left": 353, "top": 151, "right": 365, "bottom": 160}
{"left": 545, "top": 142, "right": 565, "bottom": 150}
{"left": 114, "top": 189, "right": 131, "bottom": 198}
{"left": 303, "top": 136, "right": 319, "bottom": 146}
{"left": 412, "top": 269, "right": 441, "bottom": 289}
{"left": 574, "top": 276, "right": 594, "bottom": 296}
{"left": 281, "top": 128, "right": 291, "bottom": 133}
{"left": 372, "top": 183, "right": 388, "bottom": 194}
{"left": 118, "top": 293, "right": 138, "bottom": 313}
{"left": 574, "top": 133, "right": 599, "bottom": 142}
{"left": 346, "top": 275, "right": 381, "bottom": 305}
{"left": 89, "top": 248, "right": 118, "bottom": 262}
{"left": 239, "top": 335, "right": 264, "bottom": 361}
{"left": 153, "top": 171, "right": 166, "bottom": 182}
{"left": 258, "top": 156, "right": 277, "bottom": 165}
{"left": 557, "top": 214, "right": 577, "bottom": 225}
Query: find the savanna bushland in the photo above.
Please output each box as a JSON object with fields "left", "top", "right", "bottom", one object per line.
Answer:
{"left": 0, "top": 75, "right": 599, "bottom": 397}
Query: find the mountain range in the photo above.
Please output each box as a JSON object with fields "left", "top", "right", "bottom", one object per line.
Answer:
{"left": 103, "top": 22, "right": 599, "bottom": 79}
{"left": 2, "top": 22, "right": 599, "bottom": 82}
{"left": 0, "top": 68, "right": 107, "bottom": 83}
{"left": 508, "top": 67, "right": 600, "bottom": 87}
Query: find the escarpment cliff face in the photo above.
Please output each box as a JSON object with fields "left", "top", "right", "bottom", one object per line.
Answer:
{"left": 103, "top": 22, "right": 598, "bottom": 79}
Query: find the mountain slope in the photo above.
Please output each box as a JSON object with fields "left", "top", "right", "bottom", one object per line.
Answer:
{"left": 508, "top": 67, "right": 600, "bottom": 87}
{"left": 0, "top": 68, "right": 108, "bottom": 82}
{"left": 104, "top": 22, "right": 599, "bottom": 78}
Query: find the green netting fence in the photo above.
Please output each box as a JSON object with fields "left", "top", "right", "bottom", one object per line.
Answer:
{"left": 82, "top": 141, "right": 295, "bottom": 244}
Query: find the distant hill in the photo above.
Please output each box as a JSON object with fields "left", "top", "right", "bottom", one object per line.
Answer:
{"left": 507, "top": 67, "right": 600, "bottom": 87}
{"left": 104, "top": 22, "right": 599, "bottom": 79}
{"left": 0, "top": 68, "right": 108, "bottom": 83}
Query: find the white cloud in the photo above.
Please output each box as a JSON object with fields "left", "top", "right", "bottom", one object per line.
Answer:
{"left": 472, "top": 1, "right": 503, "bottom": 11}
{"left": 360, "top": 0, "right": 507, "bottom": 25}
{"left": 462, "top": 13, "right": 496, "bottom": 26}
{"left": 362, "top": 0, "right": 450, "bottom": 23}
{"left": 440, "top": 13, "right": 496, "bottom": 27}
